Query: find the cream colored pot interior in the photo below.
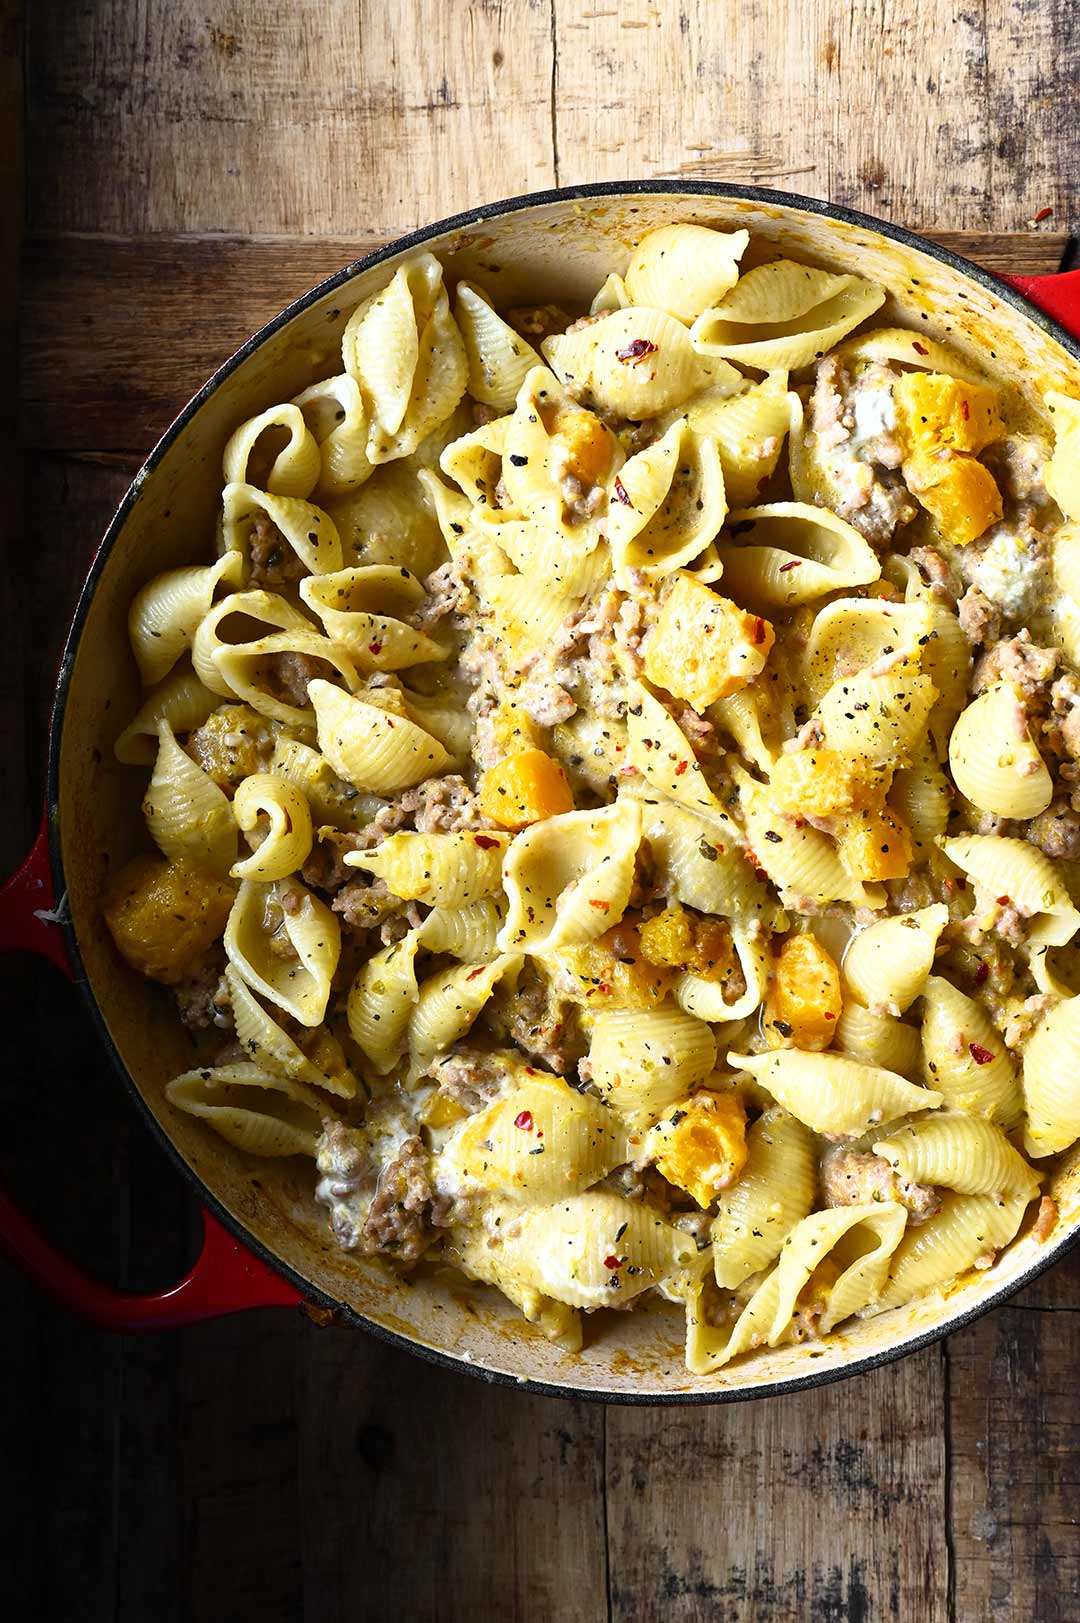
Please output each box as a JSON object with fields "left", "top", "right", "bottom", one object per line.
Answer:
{"left": 58, "top": 190, "right": 1080, "bottom": 1397}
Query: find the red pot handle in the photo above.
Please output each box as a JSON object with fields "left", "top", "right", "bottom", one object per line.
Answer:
{"left": 0, "top": 817, "right": 304, "bottom": 1327}
{"left": 1001, "top": 267, "right": 1080, "bottom": 342}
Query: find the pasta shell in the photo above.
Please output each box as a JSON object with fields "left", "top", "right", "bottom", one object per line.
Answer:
{"left": 1022, "top": 994, "right": 1080, "bottom": 1157}
{"left": 166, "top": 1062, "right": 328, "bottom": 1157}
{"left": 222, "top": 482, "right": 343, "bottom": 576}
{"left": 691, "top": 261, "right": 886, "bottom": 370}
{"left": 192, "top": 588, "right": 315, "bottom": 697}
{"left": 942, "top": 835, "right": 1080, "bottom": 948}
{"left": 419, "top": 898, "right": 504, "bottom": 961}
{"left": 129, "top": 553, "right": 243, "bottom": 688}
{"left": 142, "top": 721, "right": 237, "bottom": 875}
{"left": 222, "top": 403, "right": 321, "bottom": 497}
{"left": 920, "top": 975, "right": 1022, "bottom": 1126}
{"left": 225, "top": 966, "right": 356, "bottom": 1099}
{"left": 212, "top": 630, "right": 360, "bottom": 732}
{"left": 948, "top": 683, "right": 1054, "bottom": 820}
{"left": 114, "top": 665, "right": 220, "bottom": 766}
{"left": 292, "top": 374, "right": 374, "bottom": 498}
{"left": 625, "top": 223, "right": 749, "bottom": 323}
{"left": 833, "top": 1003, "right": 922, "bottom": 1078}
{"left": 843, "top": 905, "right": 949, "bottom": 1014}
{"left": 874, "top": 1191, "right": 1029, "bottom": 1311}
{"left": 607, "top": 420, "right": 725, "bottom": 578}
{"left": 729, "top": 1047, "right": 942, "bottom": 1137}
{"left": 310, "top": 678, "right": 454, "bottom": 794}
{"left": 589, "top": 1006, "right": 716, "bottom": 1128}
{"left": 712, "top": 1107, "right": 816, "bottom": 1289}
{"left": 347, "top": 929, "right": 424, "bottom": 1074}
{"left": 685, "top": 373, "right": 796, "bottom": 507}
{"left": 346, "top": 829, "right": 507, "bottom": 909}
{"left": 326, "top": 458, "right": 448, "bottom": 579}
{"left": 224, "top": 877, "right": 340, "bottom": 1027}
{"left": 874, "top": 1114, "right": 1039, "bottom": 1202}
{"left": 455, "top": 281, "right": 543, "bottom": 411}
{"left": 543, "top": 306, "right": 729, "bottom": 419}
{"left": 498, "top": 799, "right": 641, "bottom": 955}
{"left": 299, "top": 566, "right": 447, "bottom": 670}
{"left": 1044, "top": 391, "right": 1080, "bottom": 520}
{"left": 231, "top": 772, "right": 314, "bottom": 882}
{"left": 407, "top": 954, "right": 522, "bottom": 1077}
{"left": 717, "top": 502, "right": 880, "bottom": 607}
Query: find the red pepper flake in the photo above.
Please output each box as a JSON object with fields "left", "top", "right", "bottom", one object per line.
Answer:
{"left": 974, "top": 960, "right": 990, "bottom": 986}
{"left": 912, "top": 340, "right": 929, "bottom": 355}
{"left": 615, "top": 338, "right": 658, "bottom": 364}
{"left": 960, "top": 399, "right": 970, "bottom": 421}
{"left": 589, "top": 898, "right": 611, "bottom": 911}
{"left": 1034, "top": 205, "right": 1054, "bottom": 222}
{"left": 466, "top": 966, "right": 486, "bottom": 981}
{"left": 597, "top": 981, "right": 612, "bottom": 996}
{"left": 752, "top": 616, "right": 766, "bottom": 644}
{"left": 969, "top": 1042, "right": 995, "bottom": 1066}
{"left": 995, "top": 895, "right": 1010, "bottom": 906}
{"left": 778, "top": 559, "right": 801, "bottom": 573}
{"left": 603, "top": 1254, "right": 622, "bottom": 1270}
{"left": 674, "top": 759, "right": 688, "bottom": 776}
{"left": 823, "top": 1011, "right": 836, "bottom": 1021}
{"left": 368, "top": 640, "right": 382, "bottom": 655}
{"left": 474, "top": 834, "right": 500, "bottom": 849}
{"left": 514, "top": 1111, "right": 534, "bottom": 1130}
{"left": 613, "top": 475, "right": 634, "bottom": 507}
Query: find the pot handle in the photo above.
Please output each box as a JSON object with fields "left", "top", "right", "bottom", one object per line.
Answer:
{"left": 0, "top": 818, "right": 304, "bottom": 1327}
{"left": 1000, "top": 267, "right": 1080, "bottom": 341}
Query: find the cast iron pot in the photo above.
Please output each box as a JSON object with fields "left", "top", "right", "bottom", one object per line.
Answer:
{"left": 3, "top": 183, "right": 1080, "bottom": 1401}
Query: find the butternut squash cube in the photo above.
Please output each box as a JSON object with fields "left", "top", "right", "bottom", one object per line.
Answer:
{"left": 550, "top": 920, "right": 674, "bottom": 1010}
{"left": 643, "top": 571, "right": 775, "bottom": 710}
{"left": 763, "top": 933, "right": 842, "bottom": 1050}
{"left": 479, "top": 747, "right": 574, "bottom": 828}
{"left": 639, "top": 904, "right": 736, "bottom": 983}
{"left": 893, "top": 371, "right": 1003, "bottom": 457}
{"left": 549, "top": 404, "right": 616, "bottom": 489}
{"left": 769, "top": 748, "right": 867, "bottom": 818}
{"left": 835, "top": 802, "right": 913, "bottom": 882}
{"left": 486, "top": 699, "right": 545, "bottom": 762}
{"left": 645, "top": 1091, "right": 749, "bottom": 1207}
{"left": 103, "top": 854, "right": 235, "bottom": 985}
{"left": 903, "top": 450, "right": 1002, "bottom": 546}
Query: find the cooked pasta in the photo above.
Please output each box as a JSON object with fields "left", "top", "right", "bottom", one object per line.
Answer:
{"left": 103, "top": 224, "right": 1079, "bottom": 1377}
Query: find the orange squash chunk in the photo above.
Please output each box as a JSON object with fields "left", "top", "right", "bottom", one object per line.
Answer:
{"left": 893, "top": 371, "right": 1003, "bottom": 456}
{"left": 646, "top": 1091, "right": 749, "bottom": 1207}
{"left": 903, "top": 450, "right": 1002, "bottom": 546}
{"left": 643, "top": 571, "right": 775, "bottom": 711}
{"left": 836, "top": 802, "right": 913, "bottom": 882}
{"left": 479, "top": 747, "right": 574, "bottom": 829}
{"left": 103, "top": 854, "right": 234, "bottom": 984}
{"left": 764, "top": 934, "right": 842, "bottom": 1051}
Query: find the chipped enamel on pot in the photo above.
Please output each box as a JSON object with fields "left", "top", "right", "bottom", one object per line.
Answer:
{"left": 48, "top": 184, "right": 1080, "bottom": 1401}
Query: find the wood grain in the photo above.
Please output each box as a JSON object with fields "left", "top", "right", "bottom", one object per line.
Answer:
{"left": 9, "top": 4, "right": 1080, "bottom": 1621}
{"left": 20, "top": 229, "right": 1071, "bottom": 453}
{"left": 606, "top": 1349, "right": 949, "bottom": 1621}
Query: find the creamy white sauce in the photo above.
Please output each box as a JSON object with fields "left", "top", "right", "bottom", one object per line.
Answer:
{"left": 851, "top": 384, "right": 896, "bottom": 444}
{"left": 964, "top": 526, "right": 1044, "bottom": 618}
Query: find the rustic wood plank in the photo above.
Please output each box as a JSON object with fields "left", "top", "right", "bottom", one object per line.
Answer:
{"left": 948, "top": 1293, "right": 1080, "bottom": 1622}
{"left": 296, "top": 1326, "right": 608, "bottom": 1622}
{"left": 26, "top": 2, "right": 556, "bottom": 236}
{"left": 552, "top": 1, "right": 1080, "bottom": 232}
{"left": 19, "top": 229, "right": 1070, "bottom": 454}
{"left": 606, "top": 1348, "right": 949, "bottom": 1621}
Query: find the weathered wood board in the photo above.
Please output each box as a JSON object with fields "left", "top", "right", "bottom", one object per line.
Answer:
{"left": 5, "top": 3, "right": 1080, "bottom": 1619}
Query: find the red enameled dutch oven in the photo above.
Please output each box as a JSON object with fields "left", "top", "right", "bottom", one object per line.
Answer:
{"left": 3, "top": 183, "right": 1080, "bottom": 1400}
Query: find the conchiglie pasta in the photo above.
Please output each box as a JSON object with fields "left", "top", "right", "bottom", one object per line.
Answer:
{"left": 442, "top": 1073, "right": 627, "bottom": 1204}
{"left": 191, "top": 588, "right": 315, "bottom": 698}
{"left": 326, "top": 458, "right": 447, "bottom": 578}
{"left": 1021, "top": 994, "right": 1080, "bottom": 1157}
{"left": 298, "top": 567, "right": 447, "bottom": 670}
{"left": 606, "top": 419, "right": 726, "bottom": 578}
{"left": 224, "top": 965, "right": 356, "bottom": 1099}
{"left": 224, "top": 878, "right": 340, "bottom": 1027}
{"left": 142, "top": 721, "right": 237, "bottom": 875}
{"left": 842, "top": 905, "right": 949, "bottom": 1014}
{"left": 919, "top": 975, "right": 1022, "bottom": 1126}
{"left": 114, "top": 664, "right": 222, "bottom": 766}
{"left": 1045, "top": 391, "right": 1080, "bottom": 521}
{"left": 498, "top": 799, "right": 641, "bottom": 954}
{"left": 310, "top": 678, "right": 454, "bottom": 794}
{"left": 639, "top": 798, "right": 782, "bottom": 925}
{"left": 462, "top": 1192, "right": 695, "bottom": 1311}
{"left": 690, "top": 261, "right": 886, "bottom": 370}
{"left": 807, "top": 663, "right": 937, "bottom": 768}
{"left": 873, "top": 1191, "right": 1029, "bottom": 1311}
{"left": 717, "top": 502, "right": 881, "bottom": 607}
{"left": 588, "top": 1006, "right": 716, "bottom": 1127}
{"left": 873, "top": 1114, "right": 1039, "bottom": 1202}
{"left": 291, "top": 373, "right": 374, "bottom": 498}
{"left": 343, "top": 251, "right": 467, "bottom": 463}
{"left": 712, "top": 1107, "right": 816, "bottom": 1289}
{"left": 685, "top": 374, "right": 796, "bottom": 507}
{"left": 419, "top": 898, "right": 504, "bottom": 961}
{"left": 734, "top": 766, "right": 884, "bottom": 910}
{"left": 624, "top": 223, "right": 749, "bottom": 322}
{"left": 543, "top": 306, "right": 725, "bottom": 420}
{"left": 407, "top": 955, "right": 522, "bottom": 1077}
{"left": 166, "top": 1062, "right": 328, "bottom": 1157}
{"left": 455, "top": 281, "right": 543, "bottom": 411}
{"left": 833, "top": 1002, "right": 922, "bottom": 1076}
{"left": 268, "top": 736, "right": 376, "bottom": 831}
{"left": 942, "top": 835, "right": 1080, "bottom": 947}
{"left": 346, "top": 930, "right": 423, "bottom": 1074}
{"left": 345, "top": 829, "right": 508, "bottom": 909}
{"left": 222, "top": 403, "right": 321, "bottom": 497}
{"left": 626, "top": 685, "right": 727, "bottom": 819}
{"left": 212, "top": 630, "right": 360, "bottom": 732}
{"left": 230, "top": 772, "right": 314, "bottom": 882}
{"left": 729, "top": 1047, "right": 941, "bottom": 1137}
{"left": 222, "top": 482, "right": 343, "bottom": 576}
{"left": 948, "top": 683, "right": 1053, "bottom": 819}
{"left": 129, "top": 553, "right": 242, "bottom": 688}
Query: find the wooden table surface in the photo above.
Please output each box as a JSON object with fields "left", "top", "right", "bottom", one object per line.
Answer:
{"left": 4, "top": 4, "right": 1080, "bottom": 1619}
